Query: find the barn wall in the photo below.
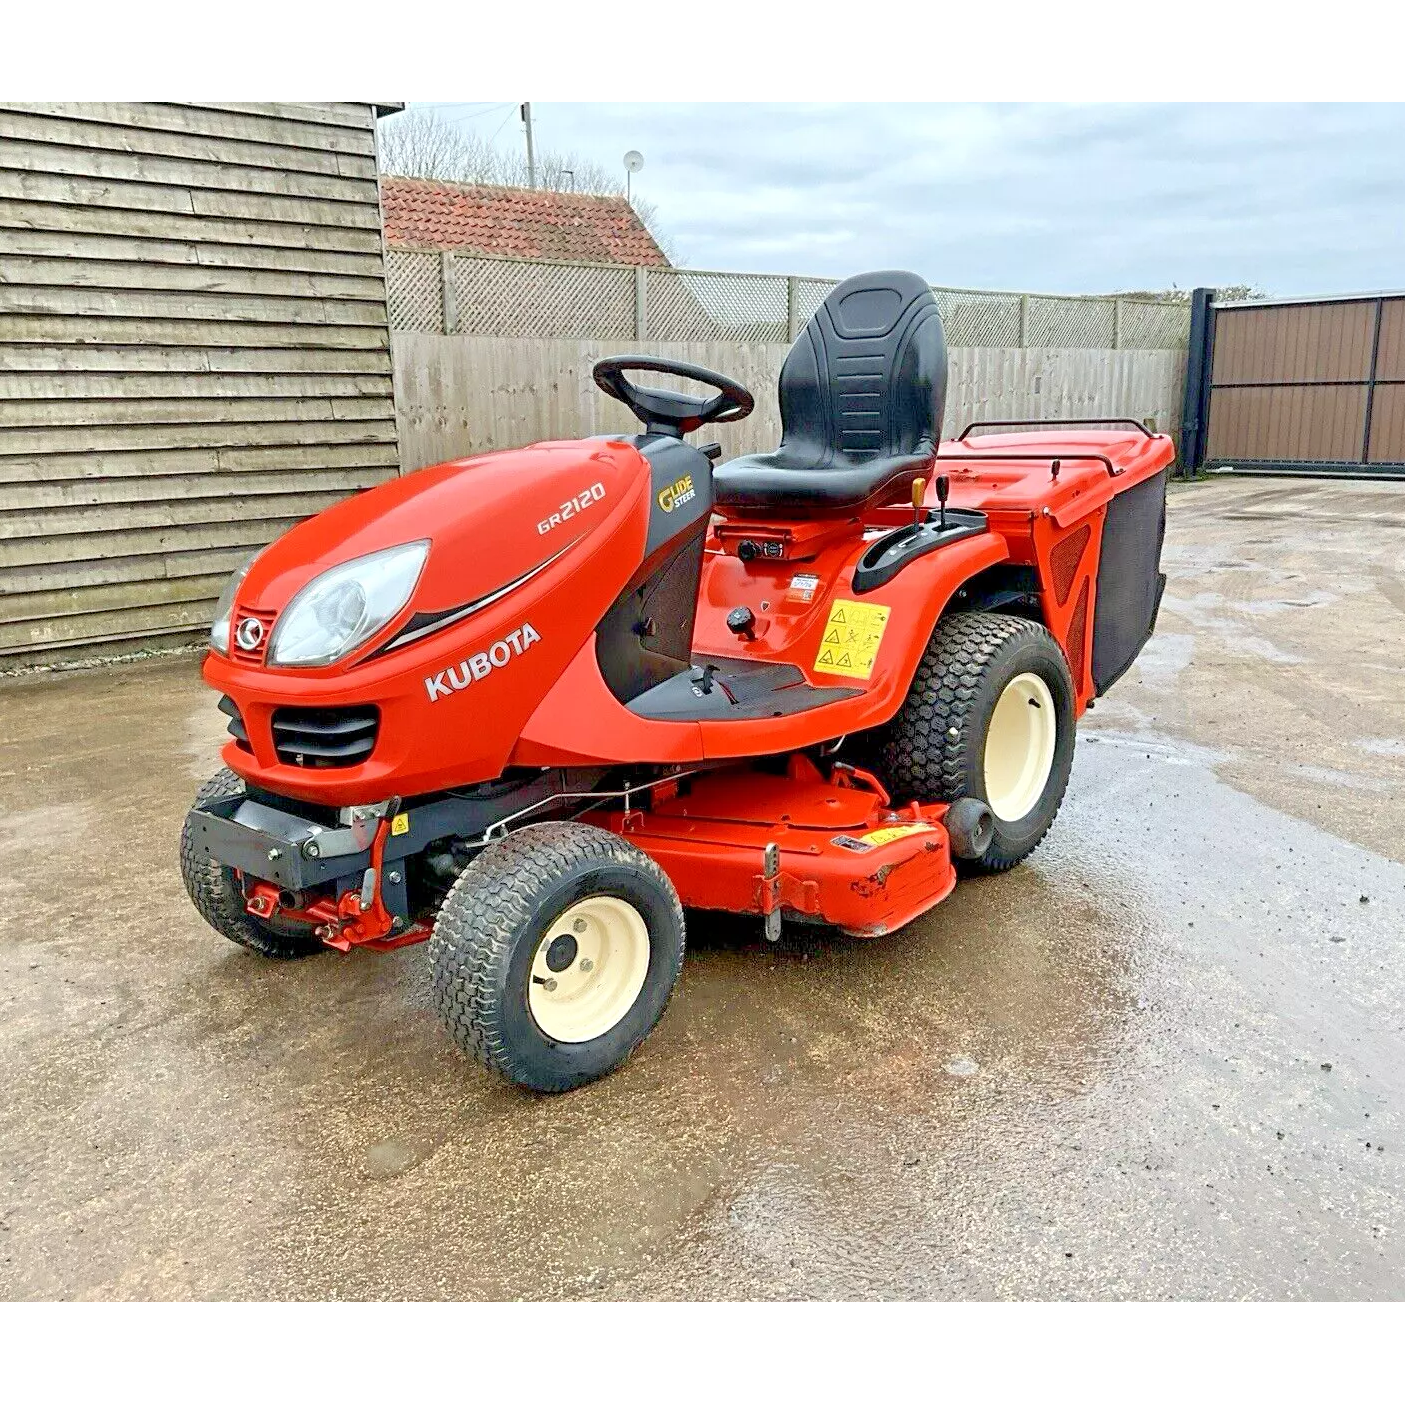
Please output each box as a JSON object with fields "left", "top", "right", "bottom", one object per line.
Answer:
{"left": 0, "top": 102, "right": 399, "bottom": 666}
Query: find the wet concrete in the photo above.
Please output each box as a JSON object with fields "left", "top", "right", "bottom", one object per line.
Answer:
{"left": 1, "top": 476, "right": 1403, "bottom": 1300}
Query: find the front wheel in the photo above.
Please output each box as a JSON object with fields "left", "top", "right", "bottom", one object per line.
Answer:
{"left": 179, "top": 767, "right": 325, "bottom": 959}
{"left": 429, "top": 822, "right": 685, "bottom": 1093}
{"left": 879, "top": 611, "right": 1076, "bottom": 873}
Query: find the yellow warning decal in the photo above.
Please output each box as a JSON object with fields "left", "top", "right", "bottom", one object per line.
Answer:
{"left": 862, "top": 823, "right": 935, "bottom": 848}
{"left": 391, "top": 813, "right": 410, "bottom": 836}
{"left": 813, "top": 599, "right": 891, "bottom": 679}
{"left": 831, "top": 823, "right": 935, "bottom": 852}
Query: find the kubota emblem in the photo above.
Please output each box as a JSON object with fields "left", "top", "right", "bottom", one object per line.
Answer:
{"left": 234, "top": 617, "right": 265, "bottom": 651}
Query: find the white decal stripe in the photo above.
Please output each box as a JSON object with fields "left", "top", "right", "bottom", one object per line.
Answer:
{"left": 386, "top": 541, "right": 577, "bottom": 651}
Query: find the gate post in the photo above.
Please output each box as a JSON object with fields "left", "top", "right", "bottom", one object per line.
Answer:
{"left": 634, "top": 266, "right": 648, "bottom": 340}
{"left": 1178, "top": 287, "right": 1216, "bottom": 478}
{"left": 439, "top": 252, "right": 457, "bottom": 335}
{"left": 1363, "top": 297, "right": 1384, "bottom": 464}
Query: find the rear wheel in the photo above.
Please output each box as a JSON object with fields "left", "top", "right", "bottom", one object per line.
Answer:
{"left": 430, "top": 822, "right": 685, "bottom": 1093}
{"left": 179, "top": 768, "right": 324, "bottom": 959}
{"left": 879, "top": 611, "right": 1076, "bottom": 873}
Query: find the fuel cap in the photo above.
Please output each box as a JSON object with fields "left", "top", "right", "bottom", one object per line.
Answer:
{"left": 726, "top": 606, "right": 756, "bottom": 639}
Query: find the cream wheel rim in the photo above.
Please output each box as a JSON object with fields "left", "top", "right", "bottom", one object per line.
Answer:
{"left": 983, "top": 672, "right": 1057, "bottom": 823}
{"left": 527, "top": 895, "right": 651, "bottom": 1044}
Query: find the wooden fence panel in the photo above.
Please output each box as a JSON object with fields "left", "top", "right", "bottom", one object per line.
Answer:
{"left": 391, "top": 333, "right": 1186, "bottom": 473}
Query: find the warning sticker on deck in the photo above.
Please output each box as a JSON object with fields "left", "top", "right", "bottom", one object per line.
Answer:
{"left": 863, "top": 823, "right": 935, "bottom": 847}
{"left": 813, "top": 599, "right": 891, "bottom": 679}
{"left": 831, "top": 823, "right": 935, "bottom": 852}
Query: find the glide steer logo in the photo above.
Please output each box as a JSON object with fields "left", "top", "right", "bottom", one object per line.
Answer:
{"left": 424, "top": 623, "right": 541, "bottom": 702}
{"left": 658, "top": 474, "right": 695, "bottom": 513}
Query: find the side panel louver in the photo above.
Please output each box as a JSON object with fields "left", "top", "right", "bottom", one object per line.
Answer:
{"left": 217, "top": 694, "right": 252, "bottom": 752}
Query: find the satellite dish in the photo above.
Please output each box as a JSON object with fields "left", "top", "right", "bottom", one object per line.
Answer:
{"left": 623, "top": 150, "right": 644, "bottom": 174}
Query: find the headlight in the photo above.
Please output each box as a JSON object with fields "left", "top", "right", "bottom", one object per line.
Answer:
{"left": 209, "top": 559, "right": 253, "bottom": 655}
{"left": 268, "top": 541, "right": 429, "bottom": 668}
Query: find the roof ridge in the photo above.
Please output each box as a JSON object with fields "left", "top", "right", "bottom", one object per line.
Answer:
{"left": 380, "top": 173, "right": 633, "bottom": 205}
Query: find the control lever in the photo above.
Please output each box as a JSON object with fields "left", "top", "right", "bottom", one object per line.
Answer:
{"left": 911, "top": 477, "right": 926, "bottom": 530}
{"left": 935, "top": 474, "right": 950, "bottom": 531}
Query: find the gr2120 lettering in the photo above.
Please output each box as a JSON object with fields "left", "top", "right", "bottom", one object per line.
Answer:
{"left": 537, "top": 482, "right": 605, "bottom": 536}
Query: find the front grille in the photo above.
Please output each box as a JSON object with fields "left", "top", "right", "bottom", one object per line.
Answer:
{"left": 231, "top": 607, "right": 276, "bottom": 665}
{"left": 217, "top": 694, "right": 252, "bottom": 752}
{"left": 271, "top": 705, "right": 379, "bottom": 768}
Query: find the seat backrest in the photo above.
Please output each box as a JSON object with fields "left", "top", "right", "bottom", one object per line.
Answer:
{"left": 777, "top": 270, "right": 947, "bottom": 468}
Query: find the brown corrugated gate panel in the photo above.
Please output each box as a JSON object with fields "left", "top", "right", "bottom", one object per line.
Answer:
{"left": 1374, "top": 298, "right": 1405, "bottom": 382}
{"left": 1206, "top": 384, "right": 1368, "bottom": 462}
{"left": 1212, "top": 301, "right": 1375, "bottom": 384}
{"left": 1367, "top": 384, "right": 1405, "bottom": 462}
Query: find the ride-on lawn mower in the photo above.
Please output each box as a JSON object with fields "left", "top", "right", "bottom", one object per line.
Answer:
{"left": 182, "top": 270, "right": 1173, "bottom": 1091}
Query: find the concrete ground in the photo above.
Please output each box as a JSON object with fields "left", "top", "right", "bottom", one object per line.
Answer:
{"left": 2, "top": 476, "right": 1403, "bottom": 1301}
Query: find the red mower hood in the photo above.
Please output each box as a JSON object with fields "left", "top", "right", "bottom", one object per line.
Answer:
{"left": 237, "top": 438, "right": 649, "bottom": 626}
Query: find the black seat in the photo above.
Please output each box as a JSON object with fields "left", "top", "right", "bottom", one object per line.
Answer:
{"left": 713, "top": 270, "right": 947, "bottom": 514}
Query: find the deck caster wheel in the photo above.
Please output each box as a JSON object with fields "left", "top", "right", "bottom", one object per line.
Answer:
{"left": 879, "top": 610, "right": 1076, "bottom": 873}
{"left": 943, "top": 796, "right": 995, "bottom": 862}
{"left": 429, "top": 822, "right": 685, "bottom": 1093}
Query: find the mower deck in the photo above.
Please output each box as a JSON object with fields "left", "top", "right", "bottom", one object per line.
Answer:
{"left": 589, "top": 758, "right": 955, "bottom": 938}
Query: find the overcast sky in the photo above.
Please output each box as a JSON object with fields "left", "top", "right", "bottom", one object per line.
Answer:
{"left": 420, "top": 102, "right": 1403, "bottom": 297}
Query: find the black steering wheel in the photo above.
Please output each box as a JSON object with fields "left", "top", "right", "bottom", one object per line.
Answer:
{"left": 592, "top": 355, "right": 754, "bottom": 437}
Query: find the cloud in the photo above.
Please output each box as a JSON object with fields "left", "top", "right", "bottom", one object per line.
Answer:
{"left": 447, "top": 102, "right": 1405, "bottom": 296}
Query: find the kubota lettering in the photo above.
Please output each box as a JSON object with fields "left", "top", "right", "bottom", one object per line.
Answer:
{"left": 424, "top": 623, "right": 541, "bottom": 702}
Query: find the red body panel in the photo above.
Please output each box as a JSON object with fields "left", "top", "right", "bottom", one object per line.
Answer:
{"left": 874, "top": 429, "right": 1172, "bottom": 709}
{"left": 209, "top": 428, "right": 1173, "bottom": 806}
{"left": 513, "top": 526, "right": 1006, "bottom": 766}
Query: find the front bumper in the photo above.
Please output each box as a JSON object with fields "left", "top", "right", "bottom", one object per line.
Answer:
{"left": 187, "top": 768, "right": 578, "bottom": 890}
{"left": 187, "top": 793, "right": 380, "bottom": 891}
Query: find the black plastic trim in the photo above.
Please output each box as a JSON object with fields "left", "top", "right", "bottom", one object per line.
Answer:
{"left": 934, "top": 450, "right": 1120, "bottom": 478}
{"left": 851, "top": 509, "right": 988, "bottom": 594}
{"left": 958, "top": 418, "right": 1154, "bottom": 440}
{"left": 271, "top": 705, "right": 380, "bottom": 768}
{"left": 217, "top": 694, "right": 251, "bottom": 751}
{"left": 628, "top": 655, "right": 861, "bottom": 721}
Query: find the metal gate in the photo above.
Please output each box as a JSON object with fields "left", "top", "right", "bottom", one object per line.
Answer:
{"left": 1180, "top": 291, "right": 1405, "bottom": 478}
